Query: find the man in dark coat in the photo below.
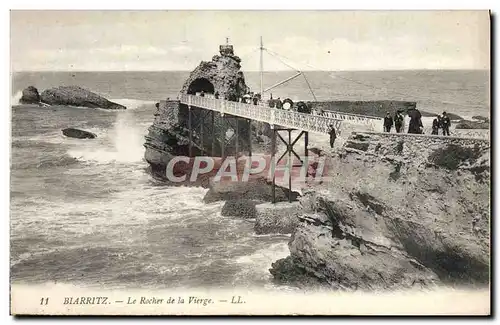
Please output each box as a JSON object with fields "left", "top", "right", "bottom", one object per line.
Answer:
{"left": 383, "top": 112, "right": 394, "bottom": 132}
{"left": 441, "top": 111, "right": 451, "bottom": 136}
{"left": 407, "top": 108, "right": 423, "bottom": 134}
{"left": 328, "top": 124, "right": 336, "bottom": 148}
{"left": 394, "top": 111, "right": 404, "bottom": 133}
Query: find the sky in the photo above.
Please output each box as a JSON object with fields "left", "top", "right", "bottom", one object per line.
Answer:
{"left": 10, "top": 10, "right": 490, "bottom": 71}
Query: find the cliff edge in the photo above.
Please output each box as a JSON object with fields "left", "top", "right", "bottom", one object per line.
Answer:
{"left": 270, "top": 132, "right": 490, "bottom": 290}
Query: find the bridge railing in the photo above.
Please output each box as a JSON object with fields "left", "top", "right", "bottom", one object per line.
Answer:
{"left": 180, "top": 94, "right": 382, "bottom": 134}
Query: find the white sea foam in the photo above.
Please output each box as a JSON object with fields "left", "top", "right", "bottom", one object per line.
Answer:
{"left": 234, "top": 242, "right": 290, "bottom": 270}
{"left": 109, "top": 98, "right": 156, "bottom": 110}
{"left": 67, "top": 113, "right": 146, "bottom": 164}
{"left": 11, "top": 90, "right": 23, "bottom": 105}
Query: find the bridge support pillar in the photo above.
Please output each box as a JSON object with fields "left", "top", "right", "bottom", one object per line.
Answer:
{"left": 211, "top": 111, "right": 215, "bottom": 156}
{"left": 304, "top": 131, "right": 309, "bottom": 157}
{"left": 188, "top": 105, "right": 192, "bottom": 157}
{"left": 235, "top": 118, "right": 239, "bottom": 155}
{"left": 248, "top": 119, "right": 252, "bottom": 157}
{"left": 221, "top": 114, "right": 225, "bottom": 159}
{"left": 200, "top": 111, "right": 204, "bottom": 155}
{"left": 271, "top": 129, "right": 308, "bottom": 204}
{"left": 271, "top": 127, "right": 276, "bottom": 204}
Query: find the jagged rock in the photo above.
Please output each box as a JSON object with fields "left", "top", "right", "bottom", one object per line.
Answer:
{"left": 180, "top": 45, "right": 249, "bottom": 100}
{"left": 254, "top": 201, "right": 302, "bottom": 234}
{"left": 62, "top": 128, "right": 97, "bottom": 139}
{"left": 144, "top": 45, "right": 254, "bottom": 170}
{"left": 19, "top": 86, "right": 41, "bottom": 104}
{"left": 40, "top": 86, "right": 126, "bottom": 109}
{"left": 270, "top": 132, "right": 490, "bottom": 291}
{"left": 221, "top": 199, "right": 257, "bottom": 219}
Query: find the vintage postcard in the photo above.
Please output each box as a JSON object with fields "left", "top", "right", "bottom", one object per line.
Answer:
{"left": 10, "top": 10, "right": 491, "bottom": 315}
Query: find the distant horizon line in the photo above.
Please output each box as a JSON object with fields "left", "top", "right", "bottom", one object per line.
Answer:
{"left": 12, "top": 68, "right": 490, "bottom": 73}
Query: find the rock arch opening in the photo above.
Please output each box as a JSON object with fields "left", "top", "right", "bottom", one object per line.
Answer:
{"left": 187, "top": 78, "right": 215, "bottom": 95}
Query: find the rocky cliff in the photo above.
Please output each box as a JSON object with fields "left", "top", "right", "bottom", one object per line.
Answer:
{"left": 270, "top": 132, "right": 490, "bottom": 291}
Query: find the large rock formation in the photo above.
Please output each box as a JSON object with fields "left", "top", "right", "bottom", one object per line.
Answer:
{"left": 180, "top": 45, "right": 249, "bottom": 100}
{"left": 270, "top": 132, "right": 490, "bottom": 290}
{"left": 144, "top": 44, "right": 263, "bottom": 176}
{"left": 40, "top": 86, "right": 126, "bottom": 110}
{"left": 19, "top": 86, "right": 41, "bottom": 104}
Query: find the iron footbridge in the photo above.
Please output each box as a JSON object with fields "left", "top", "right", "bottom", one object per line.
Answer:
{"left": 179, "top": 94, "right": 382, "bottom": 134}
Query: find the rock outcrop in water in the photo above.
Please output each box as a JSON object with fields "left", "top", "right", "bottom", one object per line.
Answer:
{"left": 456, "top": 120, "right": 490, "bottom": 130}
{"left": 19, "top": 86, "right": 41, "bottom": 104}
{"left": 40, "top": 86, "right": 126, "bottom": 110}
{"left": 62, "top": 128, "right": 97, "bottom": 139}
{"left": 270, "top": 132, "right": 490, "bottom": 290}
{"left": 203, "top": 176, "right": 300, "bottom": 204}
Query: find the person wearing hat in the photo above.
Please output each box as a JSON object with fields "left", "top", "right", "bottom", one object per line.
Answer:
{"left": 383, "top": 112, "right": 394, "bottom": 133}
{"left": 328, "top": 124, "right": 337, "bottom": 148}
{"left": 441, "top": 111, "right": 451, "bottom": 136}
{"left": 394, "top": 110, "right": 404, "bottom": 133}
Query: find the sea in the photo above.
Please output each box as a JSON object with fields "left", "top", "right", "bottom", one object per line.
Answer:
{"left": 10, "top": 70, "right": 490, "bottom": 290}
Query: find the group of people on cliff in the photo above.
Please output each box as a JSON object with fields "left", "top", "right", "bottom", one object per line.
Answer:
{"left": 431, "top": 113, "right": 451, "bottom": 135}
{"left": 383, "top": 109, "right": 452, "bottom": 136}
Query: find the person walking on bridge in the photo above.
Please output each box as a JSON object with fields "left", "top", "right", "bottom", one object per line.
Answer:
{"left": 383, "top": 112, "right": 394, "bottom": 132}
{"left": 328, "top": 124, "right": 337, "bottom": 148}
{"left": 276, "top": 97, "right": 283, "bottom": 109}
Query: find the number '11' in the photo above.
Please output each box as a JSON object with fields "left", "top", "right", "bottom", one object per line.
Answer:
{"left": 40, "top": 297, "right": 49, "bottom": 305}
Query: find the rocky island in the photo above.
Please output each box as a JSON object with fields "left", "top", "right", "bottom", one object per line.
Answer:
{"left": 19, "top": 85, "right": 126, "bottom": 110}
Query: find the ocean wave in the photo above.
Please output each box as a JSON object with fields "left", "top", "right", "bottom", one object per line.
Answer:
{"left": 11, "top": 90, "right": 23, "bottom": 105}
{"left": 109, "top": 98, "right": 156, "bottom": 110}
{"left": 234, "top": 242, "right": 290, "bottom": 267}
{"left": 66, "top": 113, "right": 146, "bottom": 164}
{"left": 231, "top": 242, "right": 291, "bottom": 287}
